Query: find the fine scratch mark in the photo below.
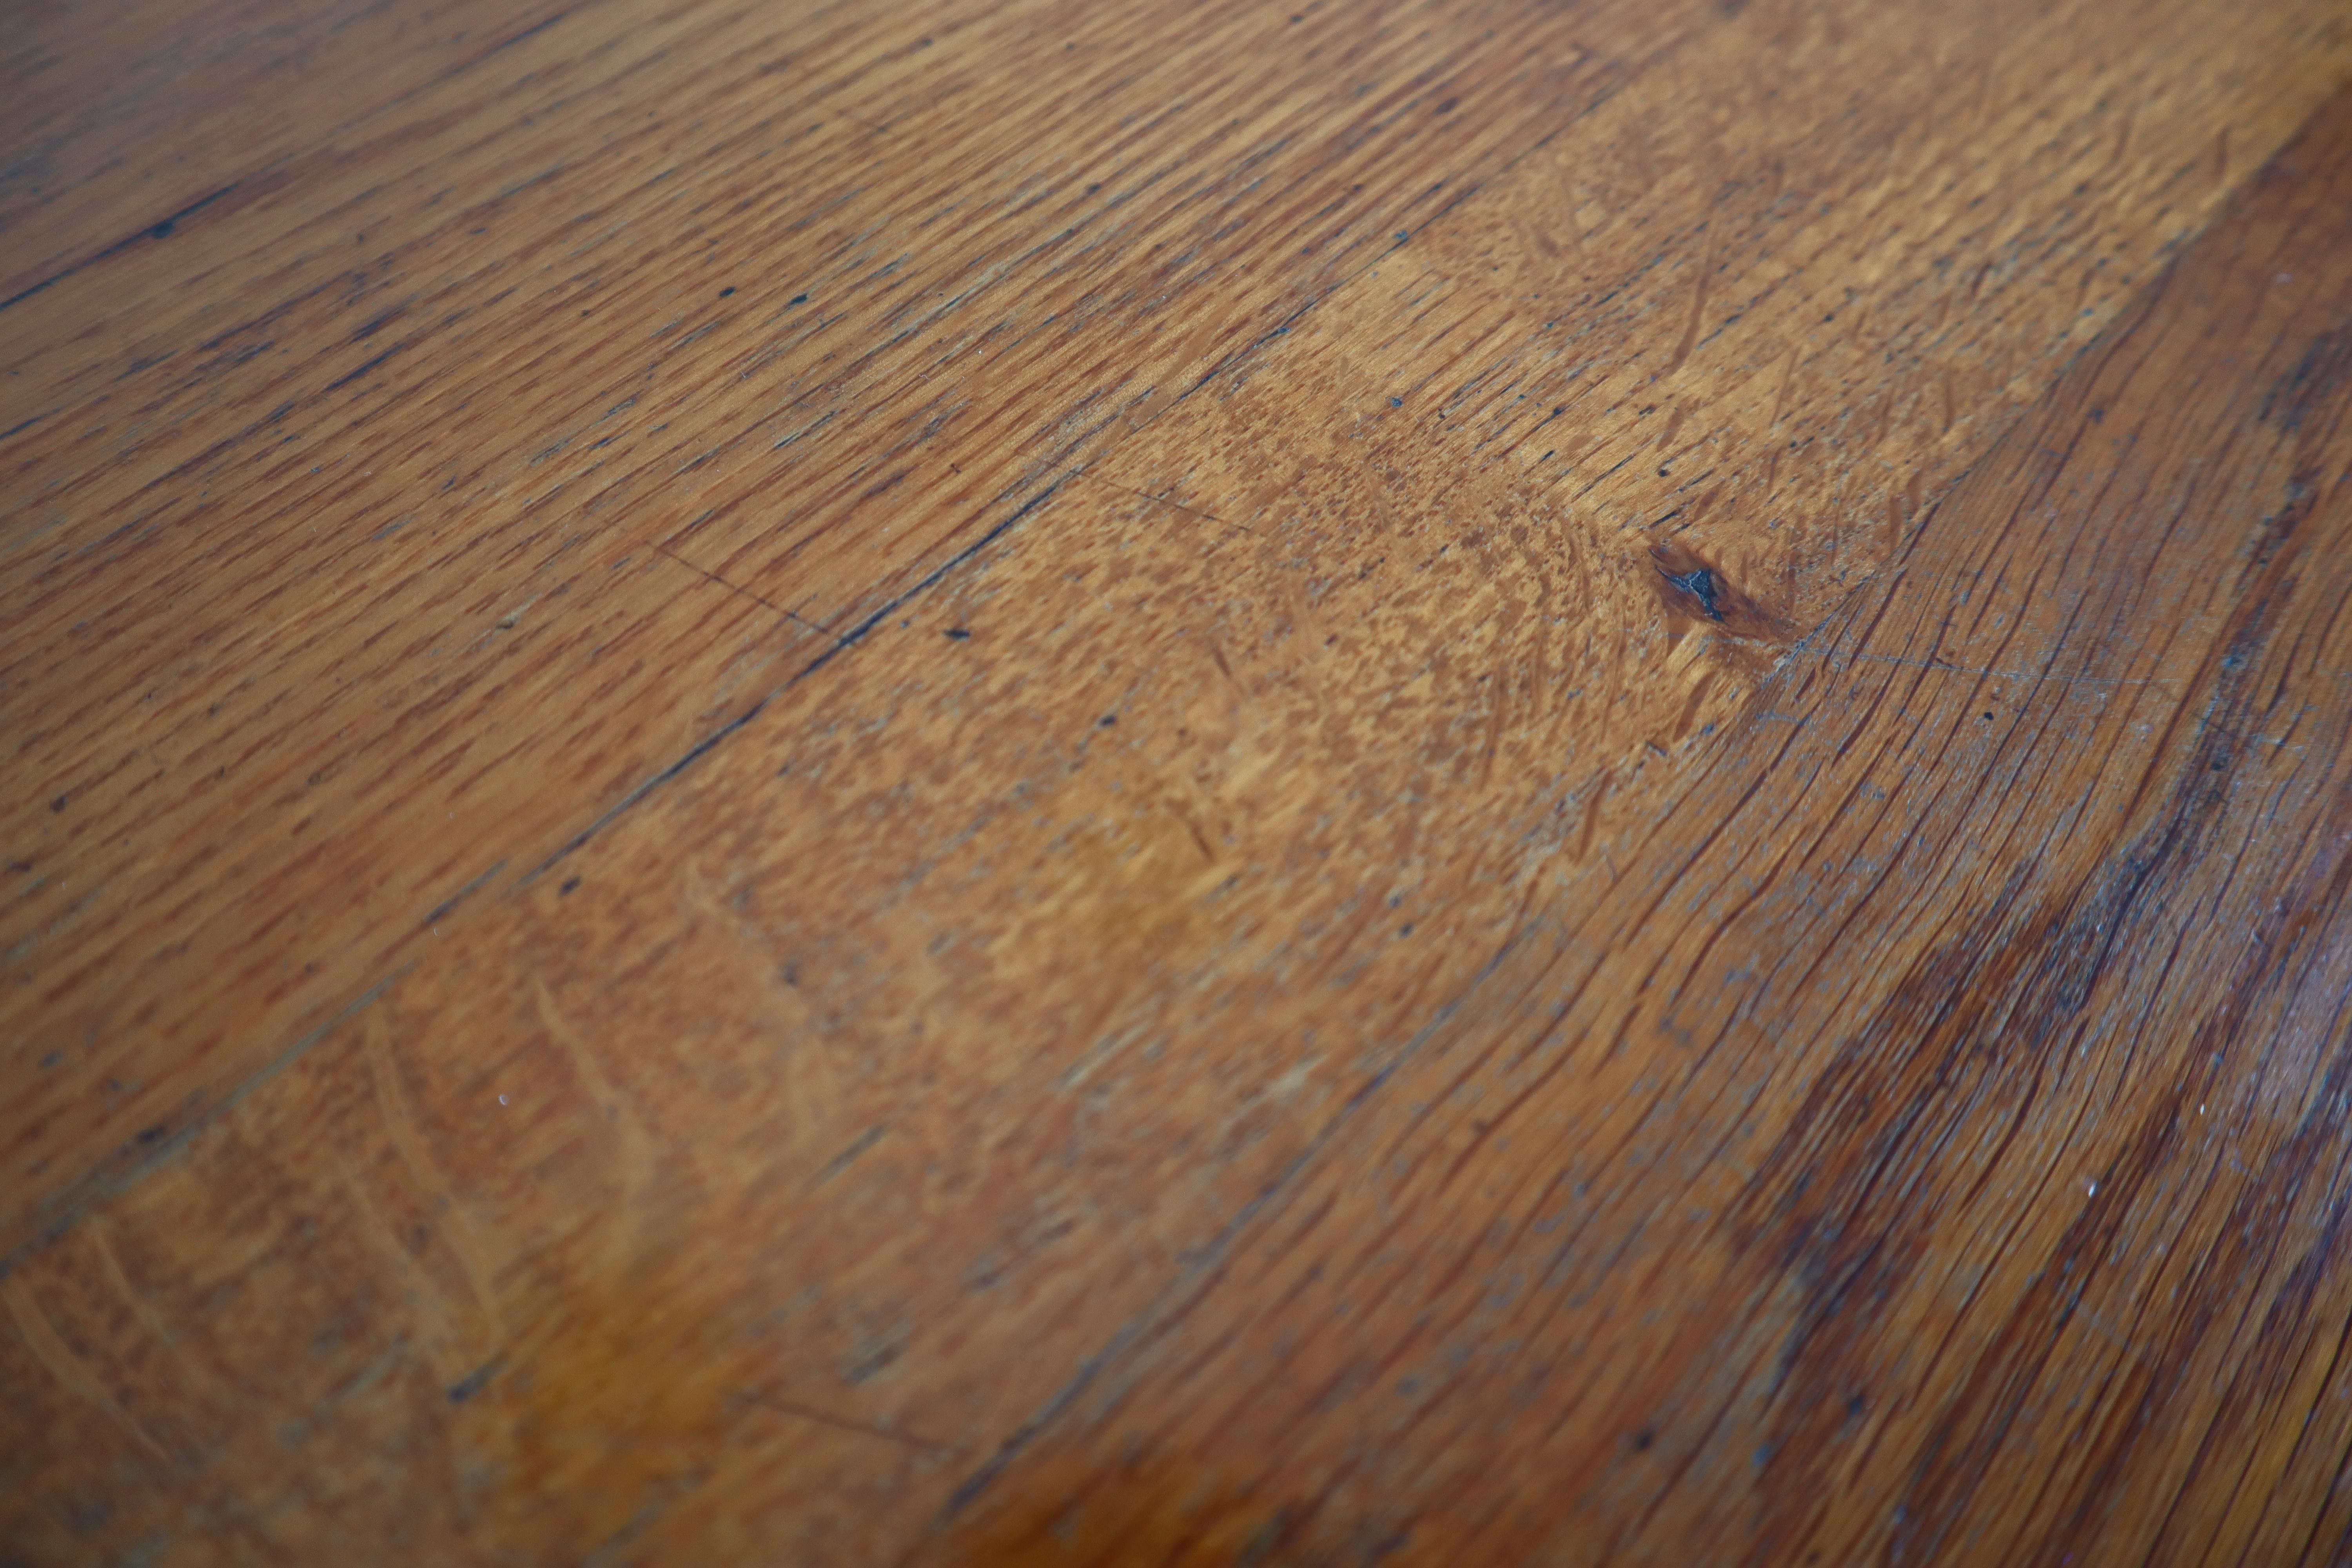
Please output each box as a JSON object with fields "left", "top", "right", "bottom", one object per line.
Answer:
{"left": 86, "top": 1218, "right": 236, "bottom": 1406}
{"left": 1073, "top": 467, "right": 1252, "bottom": 533}
{"left": 446, "top": 1354, "right": 507, "bottom": 1404}
{"left": 815, "top": 1124, "right": 887, "bottom": 1185}
{"left": 5, "top": 1276, "right": 176, "bottom": 1463}
{"left": 1787, "top": 647, "right": 2177, "bottom": 688}
{"left": 654, "top": 543, "right": 821, "bottom": 628}
{"left": 931, "top": 919, "right": 1555, "bottom": 1524}
{"left": 1766, "top": 348, "right": 1800, "bottom": 432}
{"left": 535, "top": 980, "right": 655, "bottom": 1210}
{"left": 521, "top": 478, "right": 1075, "bottom": 887}
{"left": 1662, "top": 234, "right": 1714, "bottom": 379}
{"left": 750, "top": 1391, "right": 961, "bottom": 1453}
{"left": 2069, "top": 1296, "right": 2157, "bottom": 1376}
{"left": 424, "top": 859, "right": 507, "bottom": 927}
{"left": 2, "top": 972, "right": 407, "bottom": 1281}
{"left": 366, "top": 1016, "right": 502, "bottom": 1326}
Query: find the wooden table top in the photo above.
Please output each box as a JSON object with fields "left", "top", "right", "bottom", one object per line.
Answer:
{"left": 8, "top": 0, "right": 2352, "bottom": 1561}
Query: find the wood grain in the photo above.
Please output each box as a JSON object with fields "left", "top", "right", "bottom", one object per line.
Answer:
{"left": 944, "top": 88, "right": 2352, "bottom": 1568}
{"left": 7, "top": 0, "right": 2352, "bottom": 1561}
{"left": 5, "top": 0, "right": 1713, "bottom": 1249}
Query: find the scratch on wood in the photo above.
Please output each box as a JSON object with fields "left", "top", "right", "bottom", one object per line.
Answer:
{"left": 5, "top": 1276, "right": 176, "bottom": 1463}
{"left": 4, "top": 971, "right": 407, "bottom": 1280}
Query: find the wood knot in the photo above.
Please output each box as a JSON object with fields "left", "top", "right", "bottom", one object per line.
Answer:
{"left": 1646, "top": 542, "right": 1791, "bottom": 644}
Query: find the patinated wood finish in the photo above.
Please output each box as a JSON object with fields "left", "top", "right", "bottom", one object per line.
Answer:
{"left": 7, "top": 0, "right": 2352, "bottom": 1561}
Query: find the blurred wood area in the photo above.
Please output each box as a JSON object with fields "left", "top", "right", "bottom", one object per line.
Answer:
{"left": 8, "top": 0, "right": 2352, "bottom": 1558}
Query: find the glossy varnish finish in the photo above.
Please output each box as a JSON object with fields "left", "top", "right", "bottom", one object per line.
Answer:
{"left": 7, "top": 0, "right": 2352, "bottom": 1562}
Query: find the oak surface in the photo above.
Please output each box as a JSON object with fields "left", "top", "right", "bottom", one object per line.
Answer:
{"left": 6, "top": 0, "right": 2352, "bottom": 1563}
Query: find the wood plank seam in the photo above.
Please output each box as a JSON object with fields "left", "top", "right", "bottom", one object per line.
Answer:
{"left": 917, "top": 81, "right": 2352, "bottom": 1560}
{"left": 0, "top": 0, "right": 1751, "bottom": 1254}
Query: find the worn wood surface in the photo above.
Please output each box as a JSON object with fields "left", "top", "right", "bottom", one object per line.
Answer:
{"left": 7, "top": 0, "right": 2352, "bottom": 1561}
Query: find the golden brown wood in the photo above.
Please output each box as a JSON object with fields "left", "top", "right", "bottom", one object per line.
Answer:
{"left": 7, "top": 0, "right": 1718, "bottom": 1247}
{"left": 946, "top": 94, "right": 2352, "bottom": 1568}
{"left": 7, "top": 0, "right": 2352, "bottom": 1561}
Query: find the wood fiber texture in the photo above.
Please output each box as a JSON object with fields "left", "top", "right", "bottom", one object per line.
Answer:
{"left": 6, "top": 0, "right": 2352, "bottom": 1562}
